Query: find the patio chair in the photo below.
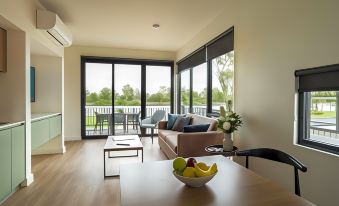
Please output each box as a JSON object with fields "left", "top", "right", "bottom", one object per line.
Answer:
{"left": 139, "top": 110, "right": 166, "bottom": 144}
{"left": 126, "top": 111, "right": 141, "bottom": 134}
{"left": 113, "top": 113, "right": 126, "bottom": 135}
{"left": 94, "top": 112, "right": 109, "bottom": 134}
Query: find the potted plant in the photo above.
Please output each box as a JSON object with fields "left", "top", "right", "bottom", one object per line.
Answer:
{"left": 216, "top": 106, "right": 243, "bottom": 151}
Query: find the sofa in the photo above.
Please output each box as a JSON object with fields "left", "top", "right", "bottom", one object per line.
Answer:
{"left": 158, "top": 114, "right": 223, "bottom": 159}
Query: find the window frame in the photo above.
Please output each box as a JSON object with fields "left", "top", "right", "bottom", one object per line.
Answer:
{"left": 297, "top": 92, "right": 339, "bottom": 155}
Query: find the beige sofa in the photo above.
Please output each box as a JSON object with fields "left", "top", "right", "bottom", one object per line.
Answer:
{"left": 158, "top": 114, "right": 223, "bottom": 159}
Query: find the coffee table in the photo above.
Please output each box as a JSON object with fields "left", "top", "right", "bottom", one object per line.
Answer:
{"left": 104, "top": 135, "right": 143, "bottom": 178}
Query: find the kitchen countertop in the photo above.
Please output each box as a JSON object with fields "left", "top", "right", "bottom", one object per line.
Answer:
{"left": 0, "top": 113, "right": 61, "bottom": 131}
{"left": 31, "top": 113, "right": 61, "bottom": 122}
{"left": 0, "top": 121, "right": 25, "bottom": 130}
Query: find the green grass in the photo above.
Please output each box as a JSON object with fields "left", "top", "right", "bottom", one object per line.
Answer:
{"left": 311, "top": 111, "right": 336, "bottom": 118}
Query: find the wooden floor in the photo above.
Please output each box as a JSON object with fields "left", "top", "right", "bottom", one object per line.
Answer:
{"left": 2, "top": 137, "right": 167, "bottom": 206}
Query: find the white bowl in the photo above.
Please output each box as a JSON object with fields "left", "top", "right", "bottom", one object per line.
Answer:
{"left": 173, "top": 171, "right": 217, "bottom": 187}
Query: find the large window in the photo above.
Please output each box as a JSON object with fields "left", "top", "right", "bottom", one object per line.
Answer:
{"left": 192, "top": 63, "right": 207, "bottom": 116}
{"left": 177, "top": 27, "right": 234, "bottom": 116}
{"left": 211, "top": 51, "right": 234, "bottom": 112}
{"left": 296, "top": 64, "right": 339, "bottom": 155}
{"left": 180, "top": 69, "right": 190, "bottom": 114}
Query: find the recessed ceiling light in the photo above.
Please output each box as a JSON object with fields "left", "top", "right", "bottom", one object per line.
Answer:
{"left": 152, "top": 24, "right": 160, "bottom": 29}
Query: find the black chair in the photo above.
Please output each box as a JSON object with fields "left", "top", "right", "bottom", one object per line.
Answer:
{"left": 236, "top": 148, "right": 307, "bottom": 196}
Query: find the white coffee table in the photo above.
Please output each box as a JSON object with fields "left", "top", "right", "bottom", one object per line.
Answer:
{"left": 104, "top": 135, "right": 143, "bottom": 178}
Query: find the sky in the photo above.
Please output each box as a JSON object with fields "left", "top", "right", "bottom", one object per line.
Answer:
{"left": 85, "top": 63, "right": 171, "bottom": 94}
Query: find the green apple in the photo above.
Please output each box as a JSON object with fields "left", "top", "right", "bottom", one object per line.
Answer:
{"left": 173, "top": 157, "right": 187, "bottom": 171}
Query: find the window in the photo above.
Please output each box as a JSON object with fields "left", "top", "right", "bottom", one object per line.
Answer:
{"left": 180, "top": 69, "right": 190, "bottom": 114}
{"left": 211, "top": 51, "right": 234, "bottom": 112}
{"left": 192, "top": 63, "right": 207, "bottom": 116}
{"left": 296, "top": 64, "right": 339, "bottom": 155}
{"left": 177, "top": 27, "right": 234, "bottom": 116}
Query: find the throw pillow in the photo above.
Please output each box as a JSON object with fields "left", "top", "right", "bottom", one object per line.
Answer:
{"left": 183, "top": 124, "right": 210, "bottom": 133}
{"left": 167, "top": 114, "right": 179, "bottom": 130}
{"left": 172, "top": 116, "right": 191, "bottom": 132}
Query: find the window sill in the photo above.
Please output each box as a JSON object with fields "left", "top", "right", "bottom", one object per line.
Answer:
{"left": 294, "top": 142, "right": 339, "bottom": 158}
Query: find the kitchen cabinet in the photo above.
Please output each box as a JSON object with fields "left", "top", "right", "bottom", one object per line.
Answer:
{"left": 0, "top": 129, "right": 11, "bottom": 202}
{"left": 11, "top": 125, "right": 25, "bottom": 190}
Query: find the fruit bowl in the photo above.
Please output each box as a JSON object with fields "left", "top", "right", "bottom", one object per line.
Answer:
{"left": 173, "top": 171, "right": 217, "bottom": 187}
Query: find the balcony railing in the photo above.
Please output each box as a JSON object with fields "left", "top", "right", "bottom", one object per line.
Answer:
{"left": 85, "top": 105, "right": 207, "bottom": 135}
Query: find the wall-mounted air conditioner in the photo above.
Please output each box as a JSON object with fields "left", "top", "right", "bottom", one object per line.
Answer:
{"left": 36, "top": 10, "right": 73, "bottom": 47}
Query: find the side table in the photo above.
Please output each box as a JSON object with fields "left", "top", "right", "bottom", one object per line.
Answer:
{"left": 205, "top": 145, "right": 238, "bottom": 157}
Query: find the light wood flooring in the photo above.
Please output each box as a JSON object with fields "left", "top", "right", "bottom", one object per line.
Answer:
{"left": 2, "top": 137, "right": 167, "bottom": 206}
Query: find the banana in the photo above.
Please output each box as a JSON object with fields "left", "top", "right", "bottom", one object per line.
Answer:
{"left": 197, "top": 162, "right": 209, "bottom": 171}
{"left": 194, "top": 163, "right": 218, "bottom": 177}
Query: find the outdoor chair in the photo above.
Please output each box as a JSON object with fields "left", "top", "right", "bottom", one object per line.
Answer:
{"left": 139, "top": 110, "right": 166, "bottom": 144}
{"left": 236, "top": 148, "right": 307, "bottom": 196}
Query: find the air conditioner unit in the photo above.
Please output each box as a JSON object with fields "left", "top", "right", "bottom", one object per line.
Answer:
{"left": 36, "top": 10, "right": 73, "bottom": 47}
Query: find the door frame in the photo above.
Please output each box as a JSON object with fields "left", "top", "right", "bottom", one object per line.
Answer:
{"left": 80, "top": 56, "right": 174, "bottom": 139}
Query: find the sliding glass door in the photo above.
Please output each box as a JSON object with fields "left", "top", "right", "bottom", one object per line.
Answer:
{"left": 81, "top": 57, "right": 174, "bottom": 138}
{"left": 180, "top": 69, "right": 190, "bottom": 114}
{"left": 114, "top": 64, "right": 141, "bottom": 135}
{"left": 84, "top": 63, "right": 113, "bottom": 136}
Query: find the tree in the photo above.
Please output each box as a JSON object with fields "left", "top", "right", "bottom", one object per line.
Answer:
{"left": 121, "top": 84, "right": 134, "bottom": 101}
{"left": 214, "top": 52, "right": 234, "bottom": 110}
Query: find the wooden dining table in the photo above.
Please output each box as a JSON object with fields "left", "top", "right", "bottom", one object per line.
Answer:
{"left": 120, "top": 155, "right": 314, "bottom": 206}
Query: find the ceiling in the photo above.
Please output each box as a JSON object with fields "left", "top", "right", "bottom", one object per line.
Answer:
{"left": 38, "top": 0, "right": 227, "bottom": 51}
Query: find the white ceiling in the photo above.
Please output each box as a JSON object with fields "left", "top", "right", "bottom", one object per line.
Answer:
{"left": 38, "top": 0, "right": 227, "bottom": 51}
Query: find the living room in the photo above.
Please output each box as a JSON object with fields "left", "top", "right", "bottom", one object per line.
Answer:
{"left": 0, "top": 0, "right": 339, "bottom": 205}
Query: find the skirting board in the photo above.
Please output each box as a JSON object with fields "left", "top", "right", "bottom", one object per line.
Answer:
{"left": 65, "top": 136, "right": 81, "bottom": 141}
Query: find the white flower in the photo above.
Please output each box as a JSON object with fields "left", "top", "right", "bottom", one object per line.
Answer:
{"left": 219, "top": 117, "right": 225, "bottom": 121}
{"left": 223, "top": 122, "right": 231, "bottom": 130}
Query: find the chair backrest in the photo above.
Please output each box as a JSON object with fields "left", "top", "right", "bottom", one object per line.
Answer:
{"left": 236, "top": 148, "right": 307, "bottom": 196}
{"left": 151, "top": 110, "right": 166, "bottom": 124}
{"left": 114, "top": 113, "right": 125, "bottom": 123}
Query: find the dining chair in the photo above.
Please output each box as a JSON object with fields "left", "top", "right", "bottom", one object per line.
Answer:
{"left": 236, "top": 148, "right": 307, "bottom": 196}
{"left": 139, "top": 110, "right": 166, "bottom": 144}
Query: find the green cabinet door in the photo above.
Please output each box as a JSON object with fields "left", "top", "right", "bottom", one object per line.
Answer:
{"left": 11, "top": 125, "right": 25, "bottom": 190}
{"left": 49, "top": 115, "right": 61, "bottom": 139}
{"left": 0, "top": 129, "right": 12, "bottom": 202}
{"left": 31, "top": 119, "right": 49, "bottom": 150}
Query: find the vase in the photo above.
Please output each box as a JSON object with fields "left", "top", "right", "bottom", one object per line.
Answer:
{"left": 223, "top": 133, "right": 233, "bottom": 151}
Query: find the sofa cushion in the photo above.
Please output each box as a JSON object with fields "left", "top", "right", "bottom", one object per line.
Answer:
{"left": 158, "top": 129, "right": 181, "bottom": 141}
{"left": 167, "top": 114, "right": 179, "bottom": 130}
{"left": 165, "top": 134, "right": 178, "bottom": 152}
{"left": 183, "top": 124, "right": 210, "bottom": 133}
{"left": 172, "top": 116, "right": 191, "bottom": 132}
{"left": 186, "top": 114, "right": 217, "bottom": 131}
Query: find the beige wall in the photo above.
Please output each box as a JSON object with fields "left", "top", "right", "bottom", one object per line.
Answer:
{"left": 176, "top": 1, "right": 339, "bottom": 205}
{"left": 31, "top": 55, "right": 62, "bottom": 113}
{"left": 64, "top": 46, "right": 175, "bottom": 140}
{"left": 0, "top": 30, "right": 26, "bottom": 122}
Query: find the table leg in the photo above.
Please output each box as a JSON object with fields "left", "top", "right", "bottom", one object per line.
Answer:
{"left": 104, "top": 150, "right": 106, "bottom": 178}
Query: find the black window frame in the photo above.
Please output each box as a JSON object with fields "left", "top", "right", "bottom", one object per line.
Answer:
{"left": 296, "top": 63, "right": 339, "bottom": 155}
{"left": 81, "top": 56, "right": 174, "bottom": 139}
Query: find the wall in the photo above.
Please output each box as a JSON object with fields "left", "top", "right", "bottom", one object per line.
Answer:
{"left": 0, "top": 30, "right": 26, "bottom": 123}
{"left": 31, "top": 55, "right": 62, "bottom": 113}
{"left": 64, "top": 46, "right": 175, "bottom": 140}
{"left": 176, "top": 1, "right": 339, "bottom": 205}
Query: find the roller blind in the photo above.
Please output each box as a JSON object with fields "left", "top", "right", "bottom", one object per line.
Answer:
{"left": 295, "top": 63, "right": 339, "bottom": 92}
{"left": 177, "top": 47, "right": 206, "bottom": 73}
{"left": 206, "top": 27, "right": 234, "bottom": 60}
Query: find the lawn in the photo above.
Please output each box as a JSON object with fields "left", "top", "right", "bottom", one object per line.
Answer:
{"left": 311, "top": 111, "right": 336, "bottom": 118}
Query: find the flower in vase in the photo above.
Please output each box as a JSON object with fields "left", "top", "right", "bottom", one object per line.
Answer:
{"left": 223, "top": 122, "right": 231, "bottom": 130}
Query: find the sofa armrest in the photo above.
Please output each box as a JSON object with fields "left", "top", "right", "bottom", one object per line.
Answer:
{"left": 158, "top": 121, "right": 168, "bottom": 130}
{"left": 177, "top": 131, "right": 223, "bottom": 158}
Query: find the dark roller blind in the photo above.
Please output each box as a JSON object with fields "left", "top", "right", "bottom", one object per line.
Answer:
{"left": 295, "top": 63, "right": 339, "bottom": 92}
{"left": 177, "top": 47, "right": 206, "bottom": 73}
{"left": 206, "top": 27, "right": 234, "bottom": 60}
